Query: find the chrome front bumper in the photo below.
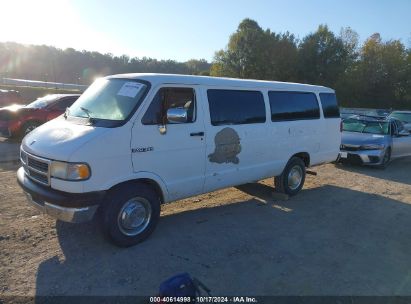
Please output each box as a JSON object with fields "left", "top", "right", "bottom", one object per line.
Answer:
{"left": 24, "top": 191, "right": 98, "bottom": 223}
{"left": 17, "top": 167, "right": 105, "bottom": 223}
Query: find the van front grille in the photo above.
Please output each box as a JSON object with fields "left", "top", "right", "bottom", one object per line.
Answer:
{"left": 28, "top": 169, "right": 49, "bottom": 184}
{"left": 28, "top": 158, "right": 49, "bottom": 172}
{"left": 20, "top": 149, "right": 51, "bottom": 186}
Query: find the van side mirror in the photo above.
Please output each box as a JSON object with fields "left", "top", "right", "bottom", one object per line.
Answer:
{"left": 167, "top": 108, "right": 188, "bottom": 124}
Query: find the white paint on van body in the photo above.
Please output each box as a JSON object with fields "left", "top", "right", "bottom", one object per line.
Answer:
{"left": 22, "top": 74, "right": 341, "bottom": 203}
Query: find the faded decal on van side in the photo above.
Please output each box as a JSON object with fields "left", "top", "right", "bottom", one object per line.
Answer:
{"left": 208, "top": 127, "right": 241, "bottom": 164}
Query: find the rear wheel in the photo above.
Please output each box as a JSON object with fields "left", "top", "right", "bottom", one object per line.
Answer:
{"left": 275, "top": 157, "right": 306, "bottom": 196}
{"left": 101, "top": 183, "right": 161, "bottom": 247}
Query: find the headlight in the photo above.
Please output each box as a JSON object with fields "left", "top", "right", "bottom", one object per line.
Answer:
{"left": 359, "top": 144, "right": 385, "bottom": 150}
{"left": 50, "top": 161, "right": 91, "bottom": 180}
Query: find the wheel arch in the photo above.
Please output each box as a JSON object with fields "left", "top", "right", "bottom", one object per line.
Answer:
{"left": 106, "top": 176, "right": 167, "bottom": 204}
{"left": 291, "top": 152, "right": 310, "bottom": 167}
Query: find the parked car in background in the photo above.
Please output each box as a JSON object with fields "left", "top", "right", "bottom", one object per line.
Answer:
{"left": 388, "top": 111, "right": 411, "bottom": 132}
{"left": 0, "top": 94, "right": 79, "bottom": 138}
{"left": 339, "top": 115, "right": 411, "bottom": 168}
{"left": 340, "top": 107, "right": 391, "bottom": 119}
{"left": 0, "top": 89, "right": 23, "bottom": 107}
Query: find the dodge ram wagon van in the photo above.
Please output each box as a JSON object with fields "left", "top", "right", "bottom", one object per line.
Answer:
{"left": 17, "top": 74, "right": 341, "bottom": 247}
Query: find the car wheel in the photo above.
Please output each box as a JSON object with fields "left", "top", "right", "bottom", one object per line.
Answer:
{"left": 274, "top": 157, "right": 306, "bottom": 196}
{"left": 101, "top": 182, "right": 161, "bottom": 247}
{"left": 22, "top": 121, "right": 40, "bottom": 136}
{"left": 379, "top": 147, "right": 391, "bottom": 169}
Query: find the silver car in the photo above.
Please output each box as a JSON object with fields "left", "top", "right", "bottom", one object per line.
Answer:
{"left": 339, "top": 115, "right": 411, "bottom": 167}
{"left": 388, "top": 111, "right": 411, "bottom": 132}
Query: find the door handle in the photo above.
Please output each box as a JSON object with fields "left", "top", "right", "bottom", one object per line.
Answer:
{"left": 190, "top": 132, "right": 204, "bottom": 137}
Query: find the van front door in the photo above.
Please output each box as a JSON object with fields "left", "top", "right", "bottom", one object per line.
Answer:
{"left": 131, "top": 86, "right": 206, "bottom": 201}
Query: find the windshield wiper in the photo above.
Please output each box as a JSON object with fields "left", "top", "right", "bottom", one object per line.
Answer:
{"left": 79, "top": 107, "right": 95, "bottom": 124}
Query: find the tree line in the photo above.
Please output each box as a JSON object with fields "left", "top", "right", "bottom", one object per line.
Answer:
{"left": 0, "top": 42, "right": 211, "bottom": 85}
{"left": 212, "top": 19, "right": 411, "bottom": 109}
{"left": 1, "top": 18, "right": 410, "bottom": 108}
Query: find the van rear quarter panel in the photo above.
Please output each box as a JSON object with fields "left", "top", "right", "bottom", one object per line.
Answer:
{"left": 314, "top": 117, "right": 341, "bottom": 165}
{"left": 200, "top": 86, "right": 338, "bottom": 193}
{"left": 314, "top": 92, "right": 341, "bottom": 165}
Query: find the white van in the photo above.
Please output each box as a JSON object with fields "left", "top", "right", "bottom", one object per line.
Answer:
{"left": 17, "top": 74, "right": 341, "bottom": 246}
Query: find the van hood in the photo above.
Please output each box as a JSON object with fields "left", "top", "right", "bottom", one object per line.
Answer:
{"left": 22, "top": 117, "right": 109, "bottom": 161}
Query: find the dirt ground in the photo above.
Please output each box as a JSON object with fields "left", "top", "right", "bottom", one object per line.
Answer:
{"left": 1, "top": 157, "right": 411, "bottom": 296}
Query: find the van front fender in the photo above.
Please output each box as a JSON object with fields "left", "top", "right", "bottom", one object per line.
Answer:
{"left": 101, "top": 171, "right": 170, "bottom": 203}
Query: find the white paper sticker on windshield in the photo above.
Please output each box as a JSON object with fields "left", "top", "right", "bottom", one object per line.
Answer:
{"left": 117, "top": 82, "right": 144, "bottom": 98}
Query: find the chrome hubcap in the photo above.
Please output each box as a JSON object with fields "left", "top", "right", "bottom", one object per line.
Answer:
{"left": 287, "top": 165, "right": 303, "bottom": 190}
{"left": 117, "top": 197, "right": 152, "bottom": 236}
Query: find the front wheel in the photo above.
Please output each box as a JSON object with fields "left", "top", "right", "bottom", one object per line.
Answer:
{"left": 275, "top": 157, "right": 306, "bottom": 196}
{"left": 101, "top": 183, "right": 161, "bottom": 247}
{"left": 379, "top": 147, "right": 391, "bottom": 169}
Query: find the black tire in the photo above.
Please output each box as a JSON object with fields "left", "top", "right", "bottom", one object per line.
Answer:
{"left": 274, "top": 157, "right": 306, "bottom": 196}
{"left": 21, "top": 121, "right": 41, "bottom": 137}
{"left": 379, "top": 147, "right": 391, "bottom": 169}
{"left": 101, "top": 182, "right": 161, "bottom": 247}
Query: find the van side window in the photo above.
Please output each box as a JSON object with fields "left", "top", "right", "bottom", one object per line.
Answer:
{"left": 268, "top": 91, "right": 320, "bottom": 121}
{"left": 319, "top": 93, "right": 340, "bottom": 118}
{"left": 207, "top": 90, "right": 266, "bottom": 126}
{"left": 142, "top": 88, "right": 196, "bottom": 125}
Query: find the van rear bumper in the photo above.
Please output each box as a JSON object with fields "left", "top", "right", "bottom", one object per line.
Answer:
{"left": 17, "top": 167, "right": 106, "bottom": 223}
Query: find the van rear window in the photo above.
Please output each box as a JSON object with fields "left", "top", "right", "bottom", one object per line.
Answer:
{"left": 268, "top": 91, "right": 320, "bottom": 121}
{"left": 207, "top": 90, "right": 266, "bottom": 126}
{"left": 319, "top": 93, "right": 340, "bottom": 118}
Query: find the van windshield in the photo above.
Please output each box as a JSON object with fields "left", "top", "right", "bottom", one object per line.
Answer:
{"left": 69, "top": 78, "right": 148, "bottom": 123}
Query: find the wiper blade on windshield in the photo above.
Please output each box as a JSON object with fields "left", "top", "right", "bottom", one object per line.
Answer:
{"left": 80, "top": 107, "right": 92, "bottom": 118}
{"left": 79, "top": 107, "right": 95, "bottom": 125}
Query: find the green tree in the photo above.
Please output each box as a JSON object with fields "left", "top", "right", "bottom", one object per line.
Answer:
{"left": 351, "top": 34, "right": 409, "bottom": 108}
{"left": 185, "top": 59, "right": 211, "bottom": 75}
{"left": 265, "top": 31, "right": 298, "bottom": 81}
{"left": 333, "top": 27, "right": 360, "bottom": 105}
{"left": 0, "top": 42, "right": 212, "bottom": 85}
{"left": 211, "top": 19, "right": 298, "bottom": 81}
{"left": 405, "top": 49, "right": 411, "bottom": 102}
{"left": 298, "top": 25, "right": 350, "bottom": 87}
{"left": 210, "top": 19, "right": 269, "bottom": 79}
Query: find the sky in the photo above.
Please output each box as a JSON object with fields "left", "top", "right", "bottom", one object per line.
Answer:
{"left": 0, "top": 0, "right": 410, "bottom": 62}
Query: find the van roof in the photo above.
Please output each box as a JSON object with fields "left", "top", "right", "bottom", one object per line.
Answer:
{"left": 107, "top": 73, "right": 334, "bottom": 93}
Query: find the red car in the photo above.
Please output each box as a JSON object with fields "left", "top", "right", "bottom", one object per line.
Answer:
{"left": 0, "top": 94, "right": 80, "bottom": 138}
